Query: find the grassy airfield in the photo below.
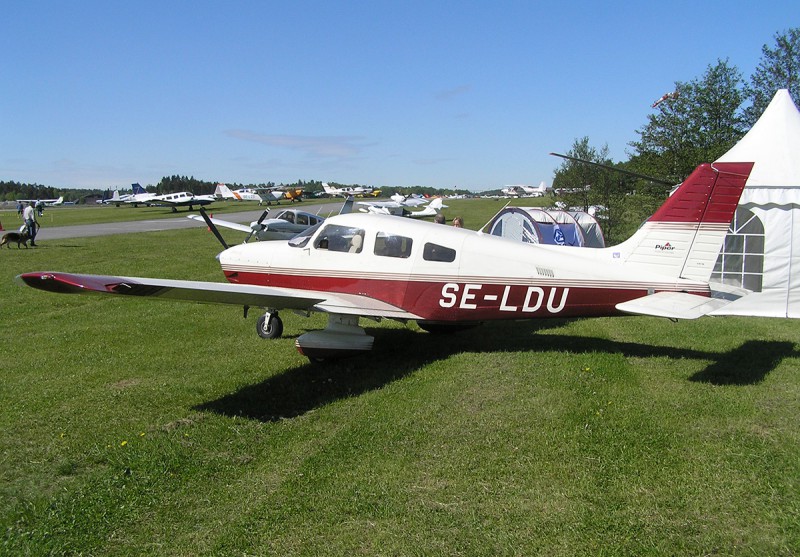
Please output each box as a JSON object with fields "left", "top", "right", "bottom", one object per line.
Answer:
{"left": 1, "top": 199, "right": 799, "bottom": 555}
{"left": 0, "top": 198, "right": 344, "bottom": 229}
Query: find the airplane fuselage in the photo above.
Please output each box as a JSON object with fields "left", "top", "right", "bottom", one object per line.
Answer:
{"left": 219, "top": 213, "right": 708, "bottom": 323}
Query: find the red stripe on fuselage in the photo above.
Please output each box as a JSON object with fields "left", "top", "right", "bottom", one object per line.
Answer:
{"left": 223, "top": 270, "right": 709, "bottom": 321}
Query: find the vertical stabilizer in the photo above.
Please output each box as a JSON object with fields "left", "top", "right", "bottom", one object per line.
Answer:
{"left": 612, "top": 162, "right": 753, "bottom": 281}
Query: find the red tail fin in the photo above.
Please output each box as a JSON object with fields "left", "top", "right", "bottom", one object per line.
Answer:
{"left": 650, "top": 162, "right": 753, "bottom": 223}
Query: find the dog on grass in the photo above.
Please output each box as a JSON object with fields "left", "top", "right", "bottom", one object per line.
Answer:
{"left": 0, "top": 230, "right": 31, "bottom": 249}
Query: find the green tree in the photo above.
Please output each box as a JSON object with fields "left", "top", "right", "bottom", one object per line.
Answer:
{"left": 744, "top": 28, "right": 800, "bottom": 125}
{"left": 629, "top": 59, "right": 746, "bottom": 182}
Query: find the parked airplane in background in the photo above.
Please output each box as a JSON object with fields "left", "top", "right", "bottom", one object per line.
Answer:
{"left": 501, "top": 182, "right": 548, "bottom": 197}
{"left": 124, "top": 184, "right": 158, "bottom": 207}
{"left": 98, "top": 190, "right": 130, "bottom": 205}
{"left": 322, "top": 183, "right": 374, "bottom": 197}
{"left": 19, "top": 162, "right": 760, "bottom": 362}
{"left": 17, "top": 196, "right": 64, "bottom": 206}
{"left": 357, "top": 197, "right": 447, "bottom": 218}
{"left": 151, "top": 191, "right": 216, "bottom": 212}
{"left": 213, "top": 183, "right": 303, "bottom": 204}
{"left": 214, "top": 184, "right": 265, "bottom": 203}
{"left": 188, "top": 207, "right": 326, "bottom": 242}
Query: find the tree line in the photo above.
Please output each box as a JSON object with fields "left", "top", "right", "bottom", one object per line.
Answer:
{"left": 553, "top": 28, "right": 799, "bottom": 244}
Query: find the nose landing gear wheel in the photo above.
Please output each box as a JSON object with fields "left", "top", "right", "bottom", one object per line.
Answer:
{"left": 256, "top": 312, "right": 283, "bottom": 339}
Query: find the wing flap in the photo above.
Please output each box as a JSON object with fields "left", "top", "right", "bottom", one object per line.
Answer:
{"left": 616, "top": 291, "right": 731, "bottom": 320}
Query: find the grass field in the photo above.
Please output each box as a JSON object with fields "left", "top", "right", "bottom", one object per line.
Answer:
{"left": 0, "top": 198, "right": 347, "bottom": 230}
{"left": 1, "top": 202, "right": 798, "bottom": 555}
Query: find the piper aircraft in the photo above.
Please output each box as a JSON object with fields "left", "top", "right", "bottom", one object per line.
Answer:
{"left": 18, "top": 162, "right": 755, "bottom": 361}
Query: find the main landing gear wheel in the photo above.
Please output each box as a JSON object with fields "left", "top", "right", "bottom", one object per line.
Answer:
{"left": 256, "top": 312, "right": 283, "bottom": 339}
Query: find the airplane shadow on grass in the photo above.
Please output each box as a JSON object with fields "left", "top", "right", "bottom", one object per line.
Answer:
{"left": 195, "top": 319, "right": 799, "bottom": 422}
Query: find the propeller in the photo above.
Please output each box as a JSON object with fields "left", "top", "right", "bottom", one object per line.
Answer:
{"left": 245, "top": 209, "right": 270, "bottom": 243}
{"left": 198, "top": 207, "right": 229, "bottom": 250}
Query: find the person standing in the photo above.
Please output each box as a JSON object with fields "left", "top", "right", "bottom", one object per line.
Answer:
{"left": 23, "top": 202, "right": 38, "bottom": 246}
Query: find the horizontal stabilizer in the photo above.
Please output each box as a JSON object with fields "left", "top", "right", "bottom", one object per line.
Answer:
{"left": 616, "top": 292, "right": 731, "bottom": 320}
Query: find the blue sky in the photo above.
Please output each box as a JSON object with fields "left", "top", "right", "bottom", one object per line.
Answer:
{"left": 1, "top": 1, "right": 795, "bottom": 191}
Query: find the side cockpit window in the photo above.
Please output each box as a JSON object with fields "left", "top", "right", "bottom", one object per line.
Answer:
{"left": 374, "top": 232, "right": 413, "bottom": 258}
{"left": 314, "top": 224, "right": 365, "bottom": 253}
{"left": 423, "top": 243, "right": 456, "bottom": 262}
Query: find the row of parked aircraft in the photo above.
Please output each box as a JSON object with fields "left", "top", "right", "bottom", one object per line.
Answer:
{"left": 20, "top": 161, "right": 766, "bottom": 363}
{"left": 320, "top": 183, "right": 380, "bottom": 197}
{"left": 99, "top": 183, "right": 305, "bottom": 212}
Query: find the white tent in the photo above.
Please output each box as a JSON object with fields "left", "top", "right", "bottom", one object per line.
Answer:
{"left": 486, "top": 207, "right": 605, "bottom": 248}
{"left": 711, "top": 89, "right": 800, "bottom": 318}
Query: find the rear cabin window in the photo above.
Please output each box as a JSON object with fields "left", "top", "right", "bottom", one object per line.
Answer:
{"left": 423, "top": 243, "right": 456, "bottom": 262}
{"left": 374, "top": 232, "right": 413, "bottom": 258}
{"left": 314, "top": 224, "right": 365, "bottom": 253}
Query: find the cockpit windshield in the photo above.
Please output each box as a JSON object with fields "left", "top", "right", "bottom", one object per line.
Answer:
{"left": 288, "top": 222, "right": 323, "bottom": 247}
{"left": 313, "top": 224, "right": 365, "bottom": 253}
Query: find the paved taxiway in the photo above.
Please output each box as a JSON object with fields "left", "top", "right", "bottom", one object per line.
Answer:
{"left": 29, "top": 203, "right": 338, "bottom": 241}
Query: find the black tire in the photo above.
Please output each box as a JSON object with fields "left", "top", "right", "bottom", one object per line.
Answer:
{"left": 256, "top": 314, "right": 283, "bottom": 339}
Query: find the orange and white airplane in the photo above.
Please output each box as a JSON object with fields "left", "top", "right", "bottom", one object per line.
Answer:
{"left": 18, "top": 162, "right": 754, "bottom": 361}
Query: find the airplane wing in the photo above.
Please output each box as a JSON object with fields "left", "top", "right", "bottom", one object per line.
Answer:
{"left": 615, "top": 292, "right": 733, "bottom": 320}
{"left": 16, "top": 272, "right": 422, "bottom": 320}
{"left": 187, "top": 214, "right": 252, "bottom": 234}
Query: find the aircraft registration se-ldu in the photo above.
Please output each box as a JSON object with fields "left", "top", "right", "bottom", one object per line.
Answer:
{"left": 19, "top": 162, "right": 754, "bottom": 361}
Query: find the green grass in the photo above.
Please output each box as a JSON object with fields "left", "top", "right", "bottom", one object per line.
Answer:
{"left": 1, "top": 224, "right": 799, "bottom": 555}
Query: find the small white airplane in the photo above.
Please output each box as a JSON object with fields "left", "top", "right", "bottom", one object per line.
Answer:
{"left": 187, "top": 207, "right": 326, "bottom": 242}
{"left": 19, "top": 162, "right": 760, "bottom": 362}
{"left": 124, "top": 184, "right": 158, "bottom": 207}
{"left": 214, "top": 184, "right": 265, "bottom": 203}
{"left": 501, "top": 182, "right": 548, "bottom": 198}
{"left": 357, "top": 197, "right": 447, "bottom": 218}
{"left": 322, "top": 183, "right": 373, "bottom": 197}
{"left": 98, "top": 190, "right": 130, "bottom": 205}
{"left": 151, "top": 191, "right": 216, "bottom": 212}
{"left": 17, "top": 196, "right": 64, "bottom": 206}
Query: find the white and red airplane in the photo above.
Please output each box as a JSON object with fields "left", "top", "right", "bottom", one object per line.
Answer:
{"left": 18, "top": 162, "right": 754, "bottom": 361}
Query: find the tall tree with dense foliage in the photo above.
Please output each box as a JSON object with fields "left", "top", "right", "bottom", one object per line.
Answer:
{"left": 552, "top": 137, "right": 638, "bottom": 244}
{"left": 744, "top": 27, "right": 800, "bottom": 125}
{"left": 629, "top": 59, "right": 746, "bottom": 182}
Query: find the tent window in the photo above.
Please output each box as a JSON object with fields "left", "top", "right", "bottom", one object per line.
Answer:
{"left": 711, "top": 207, "right": 764, "bottom": 292}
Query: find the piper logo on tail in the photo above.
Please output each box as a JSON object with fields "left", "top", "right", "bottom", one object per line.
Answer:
{"left": 655, "top": 242, "right": 675, "bottom": 251}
